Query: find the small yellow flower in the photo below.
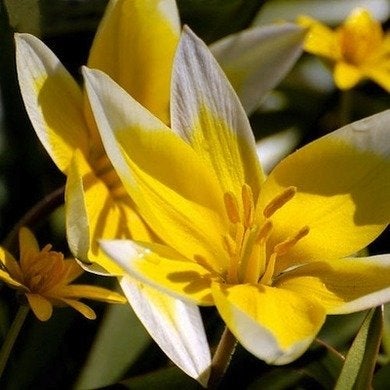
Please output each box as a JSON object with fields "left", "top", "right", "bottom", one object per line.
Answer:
{"left": 298, "top": 8, "right": 390, "bottom": 90}
{"left": 0, "top": 228, "right": 126, "bottom": 321}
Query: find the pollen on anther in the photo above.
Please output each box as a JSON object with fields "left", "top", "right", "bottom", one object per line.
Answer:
{"left": 224, "top": 191, "right": 240, "bottom": 223}
{"left": 274, "top": 226, "right": 310, "bottom": 255}
{"left": 242, "top": 184, "right": 254, "bottom": 228}
{"left": 263, "top": 186, "right": 297, "bottom": 218}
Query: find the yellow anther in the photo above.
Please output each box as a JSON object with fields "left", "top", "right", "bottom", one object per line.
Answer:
{"left": 259, "top": 252, "right": 277, "bottom": 285}
{"left": 224, "top": 191, "right": 241, "bottom": 224}
{"left": 194, "top": 254, "right": 215, "bottom": 274}
{"left": 274, "top": 226, "right": 310, "bottom": 255}
{"left": 256, "top": 220, "right": 273, "bottom": 244}
{"left": 242, "top": 184, "right": 254, "bottom": 228}
{"left": 222, "top": 234, "right": 237, "bottom": 258}
{"left": 263, "top": 186, "right": 297, "bottom": 218}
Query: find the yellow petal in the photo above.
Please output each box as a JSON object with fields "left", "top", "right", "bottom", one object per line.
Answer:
{"left": 340, "top": 8, "right": 383, "bottom": 65}
{"left": 0, "top": 269, "right": 25, "bottom": 289}
{"left": 66, "top": 150, "right": 150, "bottom": 275}
{"left": 88, "top": 0, "right": 180, "bottom": 124}
{"left": 276, "top": 254, "right": 390, "bottom": 315}
{"left": 19, "top": 227, "right": 40, "bottom": 272}
{"left": 0, "top": 246, "right": 23, "bottom": 282}
{"left": 15, "top": 34, "right": 88, "bottom": 172}
{"left": 211, "top": 282, "right": 326, "bottom": 364}
{"left": 26, "top": 293, "right": 53, "bottom": 321}
{"left": 120, "top": 275, "right": 211, "bottom": 386}
{"left": 101, "top": 240, "right": 215, "bottom": 306}
{"left": 83, "top": 68, "right": 228, "bottom": 269}
{"left": 298, "top": 15, "right": 340, "bottom": 60}
{"left": 171, "top": 27, "right": 264, "bottom": 199}
{"left": 364, "top": 59, "right": 390, "bottom": 92}
{"left": 61, "top": 259, "right": 84, "bottom": 284}
{"left": 52, "top": 284, "right": 126, "bottom": 304}
{"left": 334, "top": 62, "right": 363, "bottom": 89}
{"left": 258, "top": 110, "right": 390, "bottom": 273}
{"left": 59, "top": 298, "right": 96, "bottom": 320}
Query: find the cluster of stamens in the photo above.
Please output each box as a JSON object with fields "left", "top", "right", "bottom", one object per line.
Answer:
{"left": 94, "top": 154, "right": 128, "bottom": 200}
{"left": 222, "top": 184, "right": 309, "bottom": 285}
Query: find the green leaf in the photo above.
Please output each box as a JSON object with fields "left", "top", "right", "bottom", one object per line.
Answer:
{"left": 121, "top": 366, "right": 198, "bottom": 390}
{"left": 335, "top": 307, "right": 383, "bottom": 390}
{"left": 74, "top": 303, "right": 151, "bottom": 389}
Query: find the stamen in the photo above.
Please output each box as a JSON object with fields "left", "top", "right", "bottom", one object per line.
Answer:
{"left": 263, "top": 186, "right": 297, "bottom": 218}
{"left": 222, "top": 234, "right": 236, "bottom": 258}
{"left": 194, "top": 255, "right": 215, "bottom": 275}
{"left": 256, "top": 220, "right": 273, "bottom": 244}
{"left": 224, "top": 192, "right": 241, "bottom": 224}
{"left": 242, "top": 184, "right": 254, "bottom": 228}
{"left": 259, "top": 252, "right": 277, "bottom": 285}
{"left": 274, "top": 226, "right": 310, "bottom": 255}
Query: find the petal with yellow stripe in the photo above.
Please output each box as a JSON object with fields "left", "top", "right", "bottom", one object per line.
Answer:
{"left": 101, "top": 240, "right": 215, "bottom": 306}
{"left": 83, "top": 68, "right": 228, "bottom": 270}
{"left": 211, "top": 282, "right": 326, "bottom": 364}
{"left": 258, "top": 110, "right": 390, "bottom": 273}
{"left": 15, "top": 33, "right": 88, "bottom": 173}
{"left": 171, "top": 27, "right": 264, "bottom": 199}
{"left": 88, "top": 0, "right": 180, "bottom": 124}
{"left": 276, "top": 254, "right": 390, "bottom": 314}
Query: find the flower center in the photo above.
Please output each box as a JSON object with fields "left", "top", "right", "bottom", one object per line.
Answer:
{"left": 222, "top": 184, "right": 309, "bottom": 285}
{"left": 338, "top": 24, "right": 382, "bottom": 65}
{"left": 93, "top": 153, "right": 128, "bottom": 200}
{"left": 24, "top": 245, "right": 65, "bottom": 293}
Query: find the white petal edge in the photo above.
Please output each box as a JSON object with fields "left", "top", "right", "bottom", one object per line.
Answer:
{"left": 120, "top": 275, "right": 211, "bottom": 387}
{"left": 226, "top": 299, "right": 316, "bottom": 365}
{"left": 15, "top": 33, "right": 87, "bottom": 172}
{"left": 211, "top": 23, "right": 306, "bottom": 114}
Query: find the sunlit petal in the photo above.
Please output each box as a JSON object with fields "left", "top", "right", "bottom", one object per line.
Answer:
{"left": 276, "top": 254, "right": 390, "bottom": 314}
{"left": 83, "top": 68, "right": 228, "bottom": 269}
{"left": 259, "top": 110, "right": 390, "bottom": 272}
{"left": 171, "top": 27, "right": 264, "bottom": 199}
{"left": 212, "top": 282, "right": 326, "bottom": 364}
{"left": 101, "top": 240, "right": 214, "bottom": 305}
{"left": 15, "top": 33, "right": 88, "bottom": 172}
{"left": 88, "top": 0, "right": 180, "bottom": 123}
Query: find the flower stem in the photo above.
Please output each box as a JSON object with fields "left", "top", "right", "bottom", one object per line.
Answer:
{"left": 0, "top": 305, "right": 29, "bottom": 378}
{"left": 2, "top": 185, "right": 65, "bottom": 252}
{"left": 208, "top": 326, "right": 237, "bottom": 388}
{"left": 338, "top": 89, "right": 353, "bottom": 127}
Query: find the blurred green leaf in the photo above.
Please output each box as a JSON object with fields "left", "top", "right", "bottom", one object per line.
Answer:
{"left": 381, "top": 303, "right": 390, "bottom": 362}
{"left": 121, "top": 366, "right": 198, "bottom": 390}
{"left": 247, "top": 367, "right": 305, "bottom": 389}
{"left": 4, "top": 0, "right": 40, "bottom": 35}
{"left": 373, "top": 362, "right": 390, "bottom": 388}
{"left": 75, "top": 302, "right": 151, "bottom": 389}
{"left": 335, "top": 307, "right": 383, "bottom": 390}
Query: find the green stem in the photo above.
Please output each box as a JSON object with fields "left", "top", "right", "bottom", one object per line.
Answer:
{"left": 0, "top": 305, "right": 29, "bottom": 378}
{"left": 1, "top": 186, "right": 65, "bottom": 252}
{"left": 208, "top": 327, "right": 237, "bottom": 389}
{"left": 338, "top": 89, "right": 353, "bottom": 127}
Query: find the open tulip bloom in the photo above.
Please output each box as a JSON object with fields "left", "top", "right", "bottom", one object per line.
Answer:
{"left": 15, "top": 0, "right": 307, "bottom": 383}
{"left": 83, "top": 27, "right": 390, "bottom": 370}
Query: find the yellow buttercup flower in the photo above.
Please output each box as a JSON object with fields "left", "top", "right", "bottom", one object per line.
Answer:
{"left": 0, "top": 227, "right": 125, "bottom": 321}
{"left": 84, "top": 27, "right": 390, "bottom": 365}
{"left": 299, "top": 8, "right": 390, "bottom": 90}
